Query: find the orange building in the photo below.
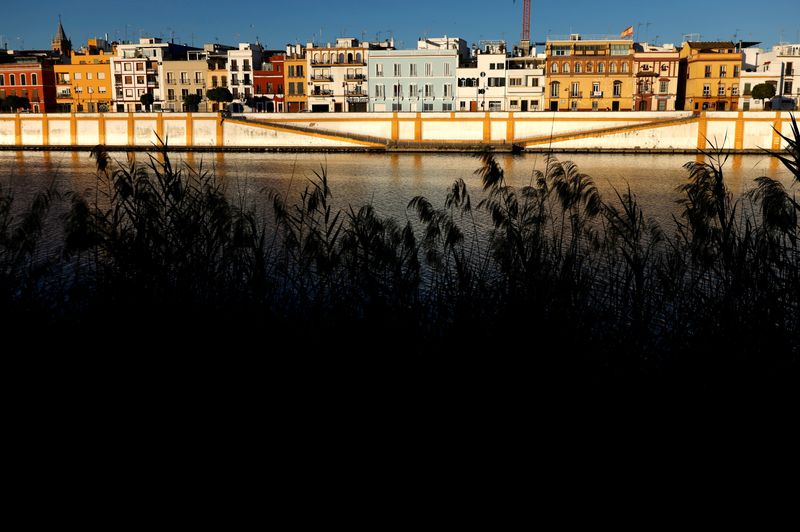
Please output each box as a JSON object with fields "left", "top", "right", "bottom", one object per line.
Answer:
{"left": 677, "top": 41, "right": 742, "bottom": 111}
{"left": 54, "top": 39, "right": 113, "bottom": 112}
{"left": 545, "top": 37, "right": 635, "bottom": 111}
{"left": 284, "top": 45, "right": 307, "bottom": 112}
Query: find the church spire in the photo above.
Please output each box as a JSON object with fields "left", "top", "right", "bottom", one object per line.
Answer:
{"left": 52, "top": 15, "right": 71, "bottom": 56}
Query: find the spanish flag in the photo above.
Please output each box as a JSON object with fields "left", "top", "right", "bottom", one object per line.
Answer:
{"left": 620, "top": 26, "right": 634, "bottom": 38}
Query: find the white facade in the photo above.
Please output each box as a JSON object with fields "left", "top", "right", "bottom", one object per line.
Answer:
{"left": 227, "top": 43, "right": 263, "bottom": 107}
{"left": 505, "top": 46, "right": 546, "bottom": 112}
{"left": 739, "top": 44, "right": 799, "bottom": 110}
{"left": 457, "top": 49, "right": 508, "bottom": 112}
{"left": 417, "top": 36, "right": 470, "bottom": 63}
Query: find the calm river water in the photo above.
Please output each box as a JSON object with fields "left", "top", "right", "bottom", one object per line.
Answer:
{"left": 0, "top": 150, "right": 793, "bottom": 233}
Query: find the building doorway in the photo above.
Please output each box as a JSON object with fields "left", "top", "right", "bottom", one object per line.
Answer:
{"left": 612, "top": 101, "right": 620, "bottom": 111}
{"left": 716, "top": 101, "right": 726, "bottom": 111}
{"left": 550, "top": 101, "right": 558, "bottom": 111}
{"left": 638, "top": 101, "right": 647, "bottom": 111}
{"left": 334, "top": 102, "right": 343, "bottom": 112}
{"left": 521, "top": 100, "right": 528, "bottom": 112}
{"left": 470, "top": 101, "right": 478, "bottom": 112}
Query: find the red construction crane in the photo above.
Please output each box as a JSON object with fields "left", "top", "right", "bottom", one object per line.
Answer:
{"left": 521, "top": 0, "right": 531, "bottom": 43}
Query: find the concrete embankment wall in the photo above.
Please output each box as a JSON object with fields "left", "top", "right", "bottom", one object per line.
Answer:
{"left": 0, "top": 111, "right": 794, "bottom": 153}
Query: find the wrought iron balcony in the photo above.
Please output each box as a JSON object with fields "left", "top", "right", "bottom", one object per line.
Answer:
{"left": 346, "top": 74, "right": 366, "bottom": 81}
{"left": 311, "top": 89, "right": 333, "bottom": 96}
{"left": 311, "top": 75, "right": 334, "bottom": 82}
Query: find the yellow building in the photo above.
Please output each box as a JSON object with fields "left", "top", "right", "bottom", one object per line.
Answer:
{"left": 677, "top": 41, "right": 742, "bottom": 111}
{"left": 284, "top": 45, "right": 307, "bottom": 112}
{"left": 545, "top": 37, "right": 635, "bottom": 111}
{"left": 54, "top": 39, "right": 113, "bottom": 112}
{"left": 206, "top": 55, "right": 229, "bottom": 111}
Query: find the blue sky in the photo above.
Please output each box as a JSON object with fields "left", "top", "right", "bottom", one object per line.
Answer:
{"left": 1, "top": 0, "right": 797, "bottom": 52}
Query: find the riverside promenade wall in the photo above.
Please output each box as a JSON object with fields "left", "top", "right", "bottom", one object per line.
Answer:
{"left": 0, "top": 111, "right": 794, "bottom": 153}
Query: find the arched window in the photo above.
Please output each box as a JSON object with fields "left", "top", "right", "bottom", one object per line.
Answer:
{"left": 575, "top": 62, "right": 582, "bottom": 73}
{"left": 313, "top": 53, "right": 320, "bottom": 64}
{"left": 551, "top": 62, "right": 558, "bottom": 73}
{"left": 550, "top": 81, "right": 560, "bottom": 98}
{"left": 340, "top": 53, "right": 346, "bottom": 64}
{"left": 598, "top": 63, "right": 605, "bottom": 73}
{"left": 586, "top": 62, "right": 593, "bottom": 73}
{"left": 622, "top": 62, "right": 629, "bottom": 73}
{"left": 347, "top": 53, "right": 353, "bottom": 63}
{"left": 9, "top": 74, "right": 15, "bottom": 86}
{"left": 610, "top": 63, "right": 617, "bottom": 73}
{"left": 563, "top": 63, "right": 570, "bottom": 73}
{"left": 32, "top": 73, "right": 38, "bottom": 85}
{"left": 322, "top": 53, "right": 329, "bottom": 64}
{"left": 356, "top": 53, "right": 362, "bottom": 63}
{"left": 20, "top": 74, "right": 26, "bottom": 85}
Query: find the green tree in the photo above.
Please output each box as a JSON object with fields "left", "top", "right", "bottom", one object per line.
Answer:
{"left": 751, "top": 83, "right": 776, "bottom": 104}
{"left": 140, "top": 92, "right": 155, "bottom": 112}
{"left": 206, "top": 87, "right": 233, "bottom": 111}
{"left": 1, "top": 95, "right": 31, "bottom": 112}
{"left": 183, "top": 93, "right": 202, "bottom": 112}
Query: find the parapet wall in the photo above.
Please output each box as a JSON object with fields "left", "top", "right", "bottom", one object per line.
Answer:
{"left": 0, "top": 111, "right": 794, "bottom": 152}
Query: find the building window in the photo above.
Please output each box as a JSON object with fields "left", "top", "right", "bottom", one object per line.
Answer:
{"left": 375, "top": 63, "right": 383, "bottom": 77}
{"left": 489, "top": 101, "right": 502, "bottom": 111}
{"left": 704, "top": 65, "right": 711, "bottom": 78}
{"left": 550, "top": 81, "right": 560, "bottom": 98}
{"left": 563, "top": 63, "right": 570, "bottom": 73}
{"left": 394, "top": 64, "right": 401, "bottom": 76}
{"left": 719, "top": 65, "right": 727, "bottom": 78}
{"left": 610, "top": 63, "right": 617, "bottom": 73}
{"left": 99, "top": 87, "right": 106, "bottom": 93}
{"left": 460, "top": 101, "right": 466, "bottom": 110}
{"left": 410, "top": 85, "right": 418, "bottom": 97}
{"left": 733, "top": 65, "right": 740, "bottom": 78}
{"left": 20, "top": 74, "right": 26, "bottom": 85}
{"left": 731, "top": 85, "right": 739, "bottom": 96}
{"left": 424, "top": 84, "right": 434, "bottom": 97}
{"left": 551, "top": 62, "right": 558, "bottom": 73}
{"left": 125, "top": 89, "right": 133, "bottom": 97}
{"left": 598, "top": 63, "right": 605, "bottom": 73}
{"left": 288, "top": 65, "right": 295, "bottom": 77}
{"left": 32, "top": 74, "right": 38, "bottom": 85}
{"left": 703, "top": 84, "right": 711, "bottom": 96}
{"left": 571, "top": 82, "right": 580, "bottom": 97}
{"left": 592, "top": 82, "right": 600, "bottom": 95}
{"left": 167, "top": 73, "right": 175, "bottom": 83}
{"left": 375, "top": 84, "right": 384, "bottom": 98}
{"left": 182, "top": 89, "right": 189, "bottom": 98}
{"left": 444, "top": 63, "right": 451, "bottom": 76}
{"left": 98, "top": 72, "right": 105, "bottom": 80}
{"left": 288, "top": 83, "right": 295, "bottom": 96}
{"left": 393, "top": 83, "right": 402, "bottom": 97}
{"left": 575, "top": 62, "right": 581, "bottom": 73}
{"left": 423, "top": 103, "right": 433, "bottom": 111}
{"left": 443, "top": 84, "right": 452, "bottom": 97}
{"left": 0, "top": 75, "right": 4, "bottom": 86}
{"left": 744, "top": 83, "right": 751, "bottom": 95}
{"left": 510, "top": 77, "right": 522, "bottom": 86}
{"left": 552, "top": 45, "right": 571, "bottom": 56}
{"left": 658, "top": 100, "right": 667, "bottom": 111}
{"left": 622, "top": 63, "right": 629, "bottom": 73}
{"left": 571, "top": 100, "right": 578, "bottom": 111}
{"left": 610, "top": 44, "right": 628, "bottom": 56}
{"left": 168, "top": 89, "right": 175, "bottom": 100}
{"left": 136, "top": 63, "right": 144, "bottom": 72}
{"left": 613, "top": 80, "right": 622, "bottom": 97}
{"left": 659, "top": 80, "right": 668, "bottom": 93}
{"left": 124, "top": 63, "right": 131, "bottom": 71}
{"left": 410, "top": 64, "right": 417, "bottom": 77}
{"left": 586, "top": 62, "right": 593, "bottom": 73}
{"left": 510, "top": 100, "right": 519, "bottom": 108}
{"left": 784, "top": 81, "right": 792, "bottom": 94}
{"left": 443, "top": 103, "right": 452, "bottom": 111}
{"left": 425, "top": 63, "right": 432, "bottom": 76}
{"left": 717, "top": 84, "right": 726, "bottom": 96}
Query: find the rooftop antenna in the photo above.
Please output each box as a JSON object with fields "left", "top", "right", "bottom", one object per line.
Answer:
{"left": 644, "top": 22, "right": 651, "bottom": 42}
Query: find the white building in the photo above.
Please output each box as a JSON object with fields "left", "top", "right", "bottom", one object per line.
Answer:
{"left": 417, "top": 36, "right": 470, "bottom": 63}
{"left": 505, "top": 45, "right": 546, "bottom": 112}
{"left": 456, "top": 41, "right": 508, "bottom": 112}
{"left": 227, "top": 43, "right": 263, "bottom": 109}
{"left": 740, "top": 43, "right": 799, "bottom": 110}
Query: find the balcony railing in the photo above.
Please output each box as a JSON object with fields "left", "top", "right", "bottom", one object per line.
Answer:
{"left": 591, "top": 91, "right": 603, "bottom": 97}
{"left": 311, "top": 75, "right": 333, "bottom": 82}
{"left": 346, "top": 74, "right": 366, "bottom": 81}
{"left": 345, "top": 90, "right": 366, "bottom": 96}
{"left": 230, "top": 65, "right": 239, "bottom": 71}
{"left": 311, "top": 89, "right": 333, "bottom": 96}
{"left": 57, "top": 79, "right": 71, "bottom": 85}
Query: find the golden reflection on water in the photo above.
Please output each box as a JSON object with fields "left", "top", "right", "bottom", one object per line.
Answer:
{"left": 0, "top": 151, "right": 793, "bottom": 229}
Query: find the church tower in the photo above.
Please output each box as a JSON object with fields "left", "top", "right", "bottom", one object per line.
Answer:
{"left": 51, "top": 16, "right": 72, "bottom": 56}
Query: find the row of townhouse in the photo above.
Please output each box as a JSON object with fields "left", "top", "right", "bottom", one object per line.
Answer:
{"left": 1, "top": 21, "right": 798, "bottom": 114}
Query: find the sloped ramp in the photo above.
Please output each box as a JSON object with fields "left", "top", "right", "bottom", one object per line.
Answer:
{"left": 518, "top": 114, "right": 699, "bottom": 148}
{"left": 229, "top": 117, "right": 387, "bottom": 148}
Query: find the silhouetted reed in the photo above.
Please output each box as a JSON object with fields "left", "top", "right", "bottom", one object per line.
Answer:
{"left": 2, "top": 116, "right": 799, "bottom": 377}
